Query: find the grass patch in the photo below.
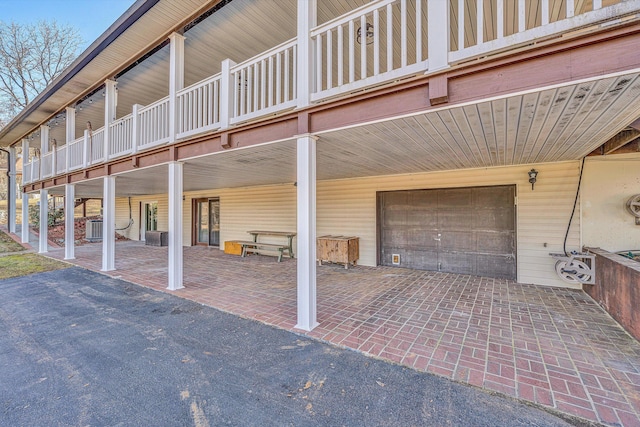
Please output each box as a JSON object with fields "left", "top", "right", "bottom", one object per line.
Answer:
{"left": 0, "top": 253, "right": 69, "bottom": 280}
{"left": 0, "top": 230, "right": 26, "bottom": 253}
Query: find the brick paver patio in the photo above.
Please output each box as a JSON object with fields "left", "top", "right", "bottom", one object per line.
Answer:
{"left": 45, "top": 241, "right": 640, "bottom": 426}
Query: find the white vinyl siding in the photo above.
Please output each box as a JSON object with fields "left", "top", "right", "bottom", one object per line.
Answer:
{"left": 114, "top": 161, "right": 581, "bottom": 288}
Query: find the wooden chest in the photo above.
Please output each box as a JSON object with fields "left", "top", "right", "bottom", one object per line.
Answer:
{"left": 317, "top": 236, "right": 359, "bottom": 269}
{"left": 224, "top": 240, "right": 243, "bottom": 255}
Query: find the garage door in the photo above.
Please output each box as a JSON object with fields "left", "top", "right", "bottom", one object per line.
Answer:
{"left": 378, "top": 185, "right": 516, "bottom": 279}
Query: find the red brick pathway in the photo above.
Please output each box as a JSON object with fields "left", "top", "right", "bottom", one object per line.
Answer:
{"left": 46, "top": 242, "right": 640, "bottom": 426}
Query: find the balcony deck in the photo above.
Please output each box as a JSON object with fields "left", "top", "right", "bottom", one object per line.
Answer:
{"left": 21, "top": 0, "right": 640, "bottom": 185}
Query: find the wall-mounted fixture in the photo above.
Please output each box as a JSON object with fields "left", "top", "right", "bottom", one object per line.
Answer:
{"left": 626, "top": 194, "right": 640, "bottom": 225}
{"left": 528, "top": 168, "right": 538, "bottom": 190}
{"left": 356, "top": 23, "right": 374, "bottom": 45}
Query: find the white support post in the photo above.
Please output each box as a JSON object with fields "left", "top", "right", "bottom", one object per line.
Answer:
{"left": 168, "top": 33, "right": 185, "bottom": 144}
{"left": 104, "top": 79, "right": 117, "bottom": 160}
{"left": 219, "top": 58, "right": 237, "bottom": 129}
{"left": 101, "top": 176, "right": 116, "bottom": 271}
{"left": 65, "top": 107, "right": 75, "bottom": 173}
{"left": 167, "top": 161, "right": 184, "bottom": 291}
{"left": 64, "top": 184, "right": 75, "bottom": 260}
{"left": 427, "top": 0, "right": 450, "bottom": 72}
{"left": 38, "top": 189, "right": 48, "bottom": 253}
{"left": 21, "top": 190, "right": 29, "bottom": 244}
{"left": 8, "top": 146, "right": 17, "bottom": 234}
{"left": 21, "top": 139, "right": 29, "bottom": 244}
{"left": 296, "top": 0, "right": 317, "bottom": 108}
{"left": 295, "top": 134, "right": 318, "bottom": 331}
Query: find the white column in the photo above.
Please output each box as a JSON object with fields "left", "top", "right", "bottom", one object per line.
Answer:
{"left": 8, "top": 145, "right": 17, "bottom": 234}
{"left": 64, "top": 184, "right": 75, "bottom": 260}
{"left": 295, "top": 134, "right": 318, "bottom": 331}
{"left": 104, "top": 80, "right": 117, "bottom": 160}
{"left": 101, "top": 176, "right": 116, "bottom": 271}
{"left": 427, "top": 0, "right": 450, "bottom": 72}
{"left": 219, "top": 58, "right": 237, "bottom": 129}
{"left": 296, "top": 0, "right": 317, "bottom": 108}
{"left": 168, "top": 33, "right": 185, "bottom": 143}
{"left": 167, "top": 161, "right": 184, "bottom": 290}
{"left": 21, "top": 137, "right": 29, "bottom": 243}
{"left": 38, "top": 188, "right": 48, "bottom": 253}
{"left": 21, "top": 190, "right": 29, "bottom": 244}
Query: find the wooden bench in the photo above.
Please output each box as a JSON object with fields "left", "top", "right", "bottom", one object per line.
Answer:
{"left": 234, "top": 240, "right": 291, "bottom": 262}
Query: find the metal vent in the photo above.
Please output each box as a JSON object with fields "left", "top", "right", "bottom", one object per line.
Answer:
{"left": 85, "top": 220, "right": 103, "bottom": 242}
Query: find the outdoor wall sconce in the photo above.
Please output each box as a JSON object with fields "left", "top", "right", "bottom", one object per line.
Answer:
{"left": 528, "top": 168, "right": 538, "bottom": 190}
{"left": 356, "top": 23, "right": 374, "bottom": 45}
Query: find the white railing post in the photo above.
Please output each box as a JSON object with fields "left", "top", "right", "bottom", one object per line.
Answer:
{"left": 40, "top": 125, "right": 49, "bottom": 178}
{"left": 104, "top": 79, "right": 117, "bottom": 160}
{"left": 428, "top": 0, "right": 450, "bottom": 72}
{"left": 297, "top": 0, "right": 317, "bottom": 108}
{"left": 169, "top": 33, "right": 185, "bottom": 144}
{"left": 132, "top": 104, "right": 141, "bottom": 154}
{"left": 83, "top": 129, "right": 90, "bottom": 168}
{"left": 220, "top": 58, "right": 237, "bottom": 129}
{"left": 21, "top": 138, "right": 28, "bottom": 183}
{"left": 65, "top": 106, "right": 75, "bottom": 173}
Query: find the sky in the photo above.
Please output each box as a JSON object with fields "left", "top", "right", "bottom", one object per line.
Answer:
{"left": 0, "top": 0, "right": 137, "bottom": 51}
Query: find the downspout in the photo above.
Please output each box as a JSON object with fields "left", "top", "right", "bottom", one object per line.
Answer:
{"left": 0, "top": 147, "right": 12, "bottom": 230}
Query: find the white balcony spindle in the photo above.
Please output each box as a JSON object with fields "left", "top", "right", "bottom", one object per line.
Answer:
{"left": 542, "top": 0, "right": 549, "bottom": 25}
{"left": 497, "top": 0, "right": 504, "bottom": 39}
{"left": 348, "top": 20, "right": 355, "bottom": 83}
{"left": 401, "top": 0, "right": 407, "bottom": 68}
{"left": 360, "top": 15, "right": 367, "bottom": 79}
{"left": 386, "top": 3, "right": 393, "bottom": 72}
{"left": 373, "top": 9, "right": 380, "bottom": 75}
{"left": 458, "top": 0, "right": 465, "bottom": 50}
{"left": 477, "top": 0, "right": 484, "bottom": 44}
{"left": 326, "top": 30, "right": 332, "bottom": 90}
{"left": 593, "top": 0, "right": 602, "bottom": 10}
{"left": 518, "top": 0, "right": 526, "bottom": 32}
{"left": 337, "top": 25, "right": 344, "bottom": 85}
{"left": 567, "top": 0, "right": 575, "bottom": 18}
{"left": 415, "top": 0, "right": 422, "bottom": 61}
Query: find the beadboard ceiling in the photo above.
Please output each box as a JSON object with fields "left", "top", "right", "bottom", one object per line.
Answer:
{"left": 48, "top": 70, "right": 640, "bottom": 198}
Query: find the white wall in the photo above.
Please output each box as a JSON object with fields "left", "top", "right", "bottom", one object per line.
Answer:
{"left": 114, "top": 161, "right": 583, "bottom": 288}
{"left": 582, "top": 153, "right": 640, "bottom": 253}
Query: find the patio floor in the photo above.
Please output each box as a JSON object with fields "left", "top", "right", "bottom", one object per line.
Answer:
{"left": 45, "top": 241, "right": 640, "bottom": 426}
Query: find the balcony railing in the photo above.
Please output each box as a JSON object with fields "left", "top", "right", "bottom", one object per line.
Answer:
{"left": 22, "top": 0, "right": 635, "bottom": 185}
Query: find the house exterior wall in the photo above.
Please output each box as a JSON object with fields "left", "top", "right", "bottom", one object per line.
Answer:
{"left": 582, "top": 153, "right": 640, "bottom": 253}
{"left": 114, "top": 161, "right": 582, "bottom": 288}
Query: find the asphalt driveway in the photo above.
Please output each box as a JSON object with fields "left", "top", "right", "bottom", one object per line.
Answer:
{"left": 0, "top": 267, "right": 591, "bottom": 426}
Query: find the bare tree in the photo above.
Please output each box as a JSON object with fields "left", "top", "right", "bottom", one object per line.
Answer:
{"left": 0, "top": 20, "right": 83, "bottom": 125}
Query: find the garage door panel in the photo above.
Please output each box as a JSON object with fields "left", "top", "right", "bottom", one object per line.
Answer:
{"left": 379, "top": 185, "right": 516, "bottom": 280}
{"left": 440, "top": 231, "right": 477, "bottom": 252}
{"left": 407, "top": 209, "right": 438, "bottom": 227}
{"left": 438, "top": 209, "right": 474, "bottom": 230}
{"left": 438, "top": 188, "right": 473, "bottom": 207}
{"left": 383, "top": 228, "right": 408, "bottom": 247}
{"left": 410, "top": 190, "right": 439, "bottom": 207}
{"left": 439, "top": 252, "right": 476, "bottom": 275}
{"left": 401, "top": 250, "right": 439, "bottom": 270}
{"left": 408, "top": 230, "right": 438, "bottom": 248}
{"left": 477, "top": 231, "right": 514, "bottom": 254}
{"left": 476, "top": 254, "right": 516, "bottom": 279}
{"left": 474, "top": 208, "right": 515, "bottom": 231}
{"left": 474, "top": 186, "right": 513, "bottom": 206}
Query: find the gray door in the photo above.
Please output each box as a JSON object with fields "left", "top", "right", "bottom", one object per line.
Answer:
{"left": 378, "top": 185, "right": 516, "bottom": 279}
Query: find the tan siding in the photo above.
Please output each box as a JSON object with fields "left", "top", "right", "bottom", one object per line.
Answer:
{"left": 117, "top": 162, "right": 581, "bottom": 288}
{"left": 317, "top": 162, "right": 582, "bottom": 288}
{"left": 582, "top": 153, "right": 640, "bottom": 252}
